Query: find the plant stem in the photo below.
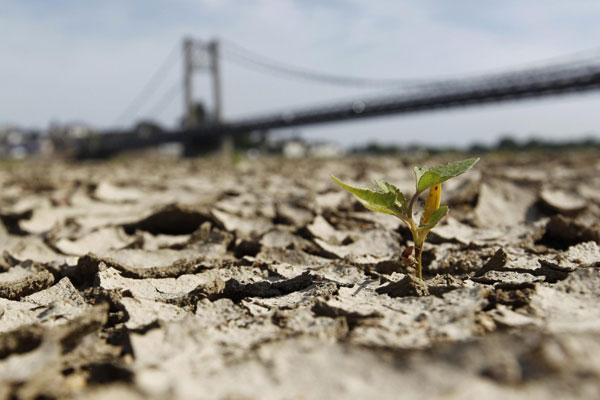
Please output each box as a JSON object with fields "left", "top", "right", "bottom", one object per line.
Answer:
{"left": 414, "top": 244, "right": 423, "bottom": 280}
{"left": 407, "top": 191, "right": 421, "bottom": 218}
{"left": 407, "top": 191, "right": 426, "bottom": 280}
{"left": 409, "top": 227, "right": 423, "bottom": 280}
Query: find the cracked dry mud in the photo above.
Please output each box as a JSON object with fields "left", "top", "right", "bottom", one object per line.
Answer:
{"left": 0, "top": 153, "right": 599, "bottom": 399}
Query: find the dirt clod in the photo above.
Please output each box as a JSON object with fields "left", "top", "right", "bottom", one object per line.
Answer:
{"left": 474, "top": 248, "right": 508, "bottom": 277}
{"left": 216, "top": 271, "right": 315, "bottom": 302}
{"left": 539, "top": 215, "right": 600, "bottom": 250}
{"left": 0, "top": 270, "right": 55, "bottom": 300}
{"left": 376, "top": 274, "right": 430, "bottom": 297}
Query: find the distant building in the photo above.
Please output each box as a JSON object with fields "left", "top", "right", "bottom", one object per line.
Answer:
{"left": 265, "top": 132, "right": 344, "bottom": 158}
{"left": 0, "top": 125, "right": 45, "bottom": 159}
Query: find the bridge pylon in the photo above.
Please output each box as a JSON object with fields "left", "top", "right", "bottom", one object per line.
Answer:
{"left": 182, "top": 37, "right": 223, "bottom": 128}
{"left": 182, "top": 37, "right": 232, "bottom": 156}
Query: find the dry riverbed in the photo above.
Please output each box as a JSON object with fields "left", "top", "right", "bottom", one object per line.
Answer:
{"left": 0, "top": 152, "right": 599, "bottom": 399}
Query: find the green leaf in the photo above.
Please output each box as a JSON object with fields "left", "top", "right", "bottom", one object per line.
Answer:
{"left": 418, "top": 206, "right": 449, "bottom": 230}
{"left": 331, "top": 175, "right": 398, "bottom": 216}
{"left": 374, "top": 179, "right": 407, "bottom": 207}
{"left": 414, "top": 158, "right": 479, "bottom": 193}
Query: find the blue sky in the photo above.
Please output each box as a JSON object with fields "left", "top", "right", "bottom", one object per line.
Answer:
{"left": 2, "top": 0, "right": 600, "bottom": 147}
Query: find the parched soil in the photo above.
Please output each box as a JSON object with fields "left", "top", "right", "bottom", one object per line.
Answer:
{"left": 0, "top": 152, "right": 599, "bottom": 399}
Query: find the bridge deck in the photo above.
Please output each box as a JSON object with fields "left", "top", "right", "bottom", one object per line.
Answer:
{"left": 75, "top": 64, "right": 600, "bottom": 157}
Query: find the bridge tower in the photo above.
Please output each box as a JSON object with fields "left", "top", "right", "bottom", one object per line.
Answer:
{"left": 182, "top": 37, "right": 222, "bottom": 127}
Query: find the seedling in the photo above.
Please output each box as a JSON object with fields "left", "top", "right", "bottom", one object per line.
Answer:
{"left": 332, "top": 157, "right": 479, "bottom": 279}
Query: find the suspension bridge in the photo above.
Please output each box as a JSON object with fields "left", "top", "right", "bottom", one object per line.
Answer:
{"left": 76, "top": 39, "right": 600, "bottom": 157}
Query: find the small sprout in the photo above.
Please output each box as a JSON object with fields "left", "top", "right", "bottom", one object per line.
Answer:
{"left": 332, "top": 157, "right": 479, "bottom": 279}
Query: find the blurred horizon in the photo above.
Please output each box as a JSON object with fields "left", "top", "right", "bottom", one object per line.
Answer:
{"left": 2, "top": 0, "right": 600, "bottom": 148}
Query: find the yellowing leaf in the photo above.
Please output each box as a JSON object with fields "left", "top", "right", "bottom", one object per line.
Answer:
{"left": 420, "top": 184, "right": 441, "bottom": 225}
